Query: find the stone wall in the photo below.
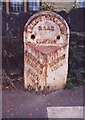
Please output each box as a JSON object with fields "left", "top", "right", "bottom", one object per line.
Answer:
{"left": 2, "top": 8, "right": 84, "bottom": 78}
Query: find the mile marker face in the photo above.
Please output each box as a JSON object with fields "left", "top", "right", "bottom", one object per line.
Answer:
{"left": 24, "top": 11, "right": 69, "bottom": 92}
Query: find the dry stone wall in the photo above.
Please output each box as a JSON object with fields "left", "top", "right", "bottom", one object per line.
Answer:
{"left": 2, "top": 8, "right": 85, "bottom": 79}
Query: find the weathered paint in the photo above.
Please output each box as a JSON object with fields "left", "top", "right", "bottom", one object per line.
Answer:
{"left": 24, "top": 11, "right": 69, "bottom": 92}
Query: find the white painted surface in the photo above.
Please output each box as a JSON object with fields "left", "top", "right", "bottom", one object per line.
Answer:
{"left": 47, "top": 106, "right": 83, "bottom": 118}
{"left": 47, "top": 62, "right": 68, "bottom": 90}
{"left": 24, "top": 11, "right": 69, "bottom": 91}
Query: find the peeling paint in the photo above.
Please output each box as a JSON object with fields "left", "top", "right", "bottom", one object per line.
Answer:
{"left": 24, "top": 11, "right": 69, "bottom": 92}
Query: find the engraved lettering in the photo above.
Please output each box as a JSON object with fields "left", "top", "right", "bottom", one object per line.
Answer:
{"left": 38, "top": 26, "right": 55, "bottom": 31}
{"left": 38, "top": 26, "right": 42, "bottom": 30}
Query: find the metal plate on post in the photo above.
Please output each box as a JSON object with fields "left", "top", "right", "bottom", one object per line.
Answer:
{"left": 24, "top": 11, "right": 69, "bottom": 92}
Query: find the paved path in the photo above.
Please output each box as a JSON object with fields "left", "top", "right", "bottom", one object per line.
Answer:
{"left": 2, "top": 87, "right": 83, "bottom": 118}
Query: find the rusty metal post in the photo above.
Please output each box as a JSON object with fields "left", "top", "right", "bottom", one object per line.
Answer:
{"left": 24, "top": 0, "right": 27, "bottom": 12}
{"left": 6, "top": 0, "right": 9, "bottom": 14}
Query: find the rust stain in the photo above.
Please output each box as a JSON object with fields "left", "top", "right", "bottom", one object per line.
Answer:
{"left": 24, "top": 11, "right": 69, "bottom": 93}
